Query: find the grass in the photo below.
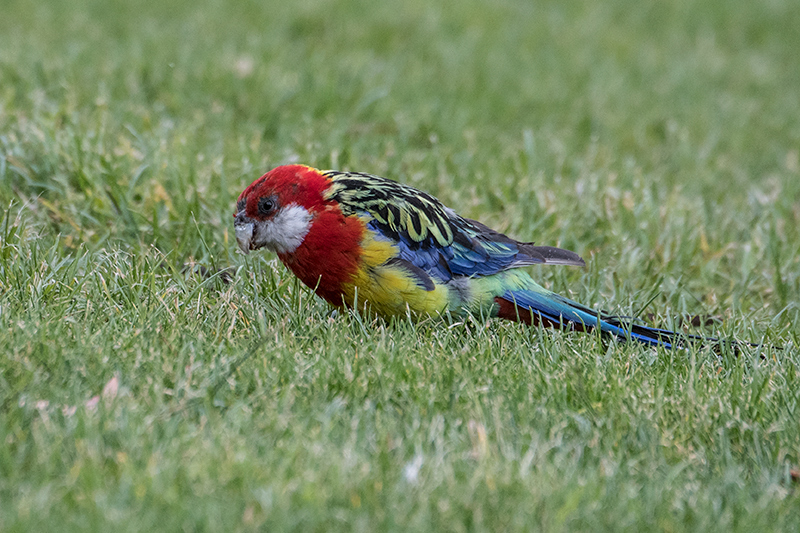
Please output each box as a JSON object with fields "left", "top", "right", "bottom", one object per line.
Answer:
{"left": 1, "top": 0, "right": 800, "bottom": 530}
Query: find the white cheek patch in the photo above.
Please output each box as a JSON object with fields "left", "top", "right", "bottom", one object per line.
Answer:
{"left": 253, "top": 204, "right": 312, "bottom": 254}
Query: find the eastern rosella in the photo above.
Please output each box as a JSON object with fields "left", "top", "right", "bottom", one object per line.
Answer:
{"left": 233, "top": 164, "right": 703, "bottom": 349}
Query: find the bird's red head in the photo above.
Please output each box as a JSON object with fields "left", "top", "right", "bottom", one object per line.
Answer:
{"left": 233, "top": 164, "right": 332, "bottom": 254}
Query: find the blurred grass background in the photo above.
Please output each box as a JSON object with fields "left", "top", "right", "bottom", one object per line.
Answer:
{"left": 1, "top": 0, "right": 800, "bottom": 530}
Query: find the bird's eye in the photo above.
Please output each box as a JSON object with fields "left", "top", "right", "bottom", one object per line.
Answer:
{"left": 258, "top": 196, "right": 278, "bottom": 216}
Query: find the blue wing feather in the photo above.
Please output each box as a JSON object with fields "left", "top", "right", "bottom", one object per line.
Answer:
{"left": 364, "top": 212, "right": 575, "bottom": 281}
{"left": 367, "top": 218, "right": 454, "bottom": 282}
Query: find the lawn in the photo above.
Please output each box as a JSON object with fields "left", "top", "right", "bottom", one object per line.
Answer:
{"left": 1, "top": 0, "right": 800, "bottom": 530}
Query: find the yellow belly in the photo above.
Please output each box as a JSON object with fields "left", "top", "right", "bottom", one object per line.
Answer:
{"left": 340, "top": 228, "right": 449, "bottom": 317}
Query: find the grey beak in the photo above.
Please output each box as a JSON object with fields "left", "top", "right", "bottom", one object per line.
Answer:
{"left": 234, "top": 213, "right": 254, "bottom": 254}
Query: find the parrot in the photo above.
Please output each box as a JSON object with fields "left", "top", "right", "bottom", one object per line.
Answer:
{"left": 233, "top": 164, "right": 713, "bottom": 349}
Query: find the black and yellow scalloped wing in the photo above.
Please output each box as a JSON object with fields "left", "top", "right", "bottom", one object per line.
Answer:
{"left": 323, "top": 171, "right": 457, "bottom": 248}
{"left": 321, "top": 171, "right": 584, "bottom": 280}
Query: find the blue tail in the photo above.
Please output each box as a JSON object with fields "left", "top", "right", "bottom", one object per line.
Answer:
{"left": 495, "top": 289, "right": 719, "bottom": 350}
